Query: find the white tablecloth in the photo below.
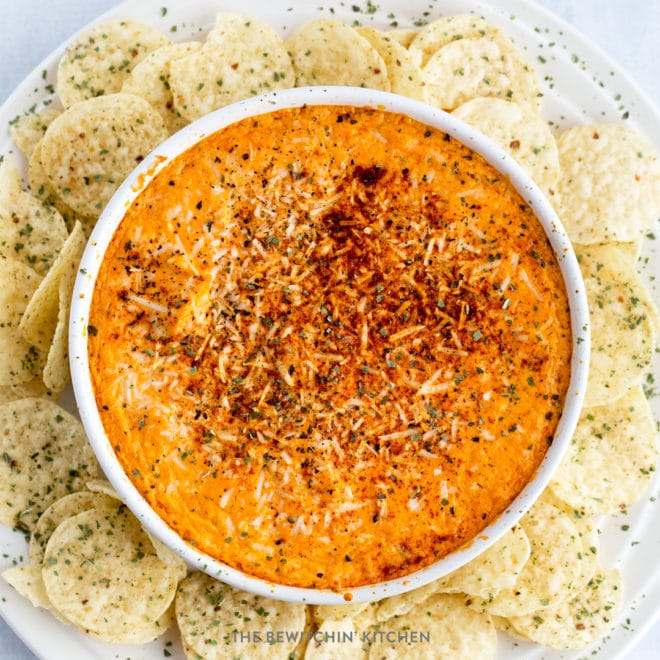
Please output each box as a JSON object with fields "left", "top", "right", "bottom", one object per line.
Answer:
{"left": 1, "top": 1, "right": 658, "bottom": 658}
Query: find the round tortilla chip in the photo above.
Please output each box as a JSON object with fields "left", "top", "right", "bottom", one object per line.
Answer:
{"left": 370, "top": 593, "right": 497, "bottom": 659}
{"left": 556, "top": 124, "right": 660, "bottom": 244}
{"left": 0, "top": 398, "right": 98, "bottom": 530}
{"left": 409, "top": 15, "right": 496, "bottom": 67}
{"left": 356, "top": 28, "right": 425, "bottom": 101}
{"left": 176, "top": 571, "right": 307, "bottom": 660}
{"left": 40, "top": 94, "right": 168, "bottom": 219}
{"left": 479, "top": 500, "right": 588, "bottom": 617}
{"left": 19, "top": 221, "right": 86, "bottom": 354}
{"left": 577, "top": 244, "right": 656, "bottom": 406}
{"left": 286, "top": 19, "right": 389, "bottom": 91}
{"left": 170, "top": 13, "right": 294, "bottom": 123}
{"left": 121, "top": 41, "right": 203, "bottom": 135}
{"left": 550, "top": 385, "right": 658, "bottom": 515}
{"left": 56, "top": 20, "right": 170, "bottom": 109}
{"left": 29, "top": 490, "right": 119, "bottom": 566}
{"left": 508, "top": 568, "right": 623, "bottom": 649}
{"left": 0, "top": 257, "right": 43, "bottom": 386}
{"left": 9, "top": 108, "right": 61, "bottom": 160}
{"left": 42, "top": 505, "right": 178, "bottom": 642}
{"left": 422, "top": 32, "right": 541, "bottom": 111}
{"left": 436, "top": 524, "right": 531, "bottom": 598}
{"left": 453, "top": 97, "right": 560, "bottom": 197}
{"left": 0, "top": 157, "right": 67, "bottom": 275}
{"left": 27, "top": 140, "right": 87, "bottom": 233}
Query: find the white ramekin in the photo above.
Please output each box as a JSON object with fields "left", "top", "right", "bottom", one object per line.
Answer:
{"left": 70, "top": 86, "right": 590, "bottom": 605}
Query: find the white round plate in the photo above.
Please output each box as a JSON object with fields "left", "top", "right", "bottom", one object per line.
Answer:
{"left": 1, "top": 1, "right": 659, "bottom": 659}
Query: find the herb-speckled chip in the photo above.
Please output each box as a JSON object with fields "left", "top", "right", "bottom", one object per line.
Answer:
{"left": 29, "top": 490, "right": 119, "bottom": 566}
{"left": 550, "top": 385, "right": 658, "bottom": 515}
{"left": 356, "top": 27, "right": 425, "bottom": 101}
{"left": 478, "top": 500, "right": 588, "bottom": 617}
{"left": 42, "top": 505, "right": 177, "bottom": 642}
{"left": 409, "top": 15, "right": 496, "bottom": 67}
{"left": 0, "top": 257, "right": 43, "bottom": 386}
{"left": 557, "top": 124, "right": 660, "bottom": 244}
{"left": 169, "top": 12, "right": 294, "bottom": 123}
{"left": 436, "top": 524, "right": 531, "bottom": 598}
{"left": 9, "top": 108, "right": 61, "bottom": 160}
{"left": 371, "top": 593, "right": 497, "bottom": 659}
{"left": 56, "top": 20, "right": 170, "bottom": 109}
{"left": 0, "top": 157, "right": 67, "bottom": 275}
{"left": 121, "top": 41, "right": 203, "bottom": 135}
{"left": 421, "top": 30, "right": 540, "bottom": 111}
{"left": 453, "top": 97, "right": 560, "bottom": 197}
{"left": 40, "top": 94, "right": 168, "bottom": 219}
{"left": 176, "top": 571, "right": 307, "bottom": 660}
{"left": 578, "top": 244, "right": 656, "bottom": 406}
{"left": 508, "top": 568, "right": 623, "bottom": 649}
{"left": 19, "top": 221, "right": 86, "bottom": 355}
{"left": 0, "top": 397, "right": 98, "bottom": 530}
{"left": 286, "top": 19, "right": 389, "bottom": 91}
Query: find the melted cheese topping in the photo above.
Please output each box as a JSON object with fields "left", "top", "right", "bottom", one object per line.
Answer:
{"left": 89, "top": 106, "right": 571, "bottom": 590}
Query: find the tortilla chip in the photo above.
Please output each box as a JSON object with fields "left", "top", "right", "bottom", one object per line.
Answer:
{"left": 57, "top": 20, "right": 170, "bottom": 108}
{"left": 557, "top": 124, "right": 660, "bottom": 244}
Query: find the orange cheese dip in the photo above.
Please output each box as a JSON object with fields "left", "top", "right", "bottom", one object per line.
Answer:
{"left": 89, "top": 105, "right": 571, "bottom": 590}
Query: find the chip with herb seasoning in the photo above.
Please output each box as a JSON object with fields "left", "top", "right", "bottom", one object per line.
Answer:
{"left": 409, "top": 15, "right": 497, "bottom": 68}
{"left": 507, "top": 567, "right": 623, "bottom": 649}
{"left": 0, "top": 397, "right": 98, "bottom": 530}
{"left": 0, "top": 257, "right": 43, "bottom": 386}
{"left": 27, "top": 139, "right": 86, "bottom": 232}
{"left": 435, "top": 524, "right": 531, "bottom": 598}
{"left": 356, "top": 27, "right": 426, "bottom": 101}
{"left": 477, "top": 500, "right": 588, "bottom": 617}
{"left": 19, "top": 221, "right": 85, "bottom": 355}
{"left": 577, "top": 244, "right": 656, "bottom": 406}
{"left": 41, "top": 504, "right": 178, "bottom": 643}
{"left": 557, "top": 124, "right": 660, "bottom": 244}
{"left": 0, "top": 157, "right": 68, "bottom": 275}
{"left": 169, "top": 12, "right": 294, "bottom": 123}
{"left": 9, "top": 107, "right": 61, "bottom": 160}
{"left": 121, "top": 41, "right": 203, "bottom": 135}
{"left": 175, "top": 571, "right": 307, "bottom": 660}
{"left": 286, "top": 19, "right": 390, "bottom": 91}
{"left": 453, "top": 97, "right": 560, "bottom": 198}
{"left": 550, "top": 385, "right": 658, "bottom": 515}
{"left": 40, "top": 94, "right": 168, "bottom": 219}
{"left": 420, "top": 29, "right": 541, "bottom": 111}
{"left": 56, "top": 20, "right": 171, "bottom": 109}
{"left": 370, "top": 593, "right": 497, "bottom": 659}
{"left": 28, "top": 490, "right": 119, "bottom": 566}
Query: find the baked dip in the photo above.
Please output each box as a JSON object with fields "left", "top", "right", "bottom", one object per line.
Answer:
{"left": 88, "top": 105, "right": 571, "bottom": 590}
